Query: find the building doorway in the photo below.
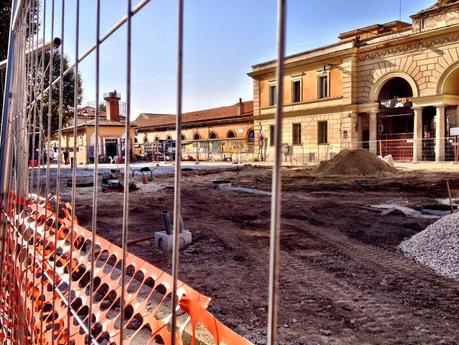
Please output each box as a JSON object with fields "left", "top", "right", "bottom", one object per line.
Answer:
{"left": 422, "top": 107, "right": 436, "bottom": 161}
{"left": 105, "top": 139, "right": 118, "bottom": 158}
{"left": 377, "top": 76, "right": 415, "bottom": 160}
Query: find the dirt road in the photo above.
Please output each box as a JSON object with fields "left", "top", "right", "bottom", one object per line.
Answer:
{"left": 69, "top": 166, "right": 459, "bottom": 345}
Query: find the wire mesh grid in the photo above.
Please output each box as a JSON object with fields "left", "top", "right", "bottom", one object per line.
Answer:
{"left": 0, "top": 0, "right": 287, "bottom": 344}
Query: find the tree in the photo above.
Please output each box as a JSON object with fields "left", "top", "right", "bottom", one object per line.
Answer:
{"left": 0, "top": 1, "right": 12, "bottom": 62}
{"left": 1, "top": 1, "right": 12, "bottom": 119}
{"left": 1, "top": 1, "right": 39, "bottom": 121}
{"left": 99, "top": 102, "right": 106, "bottom": 112}
{"left": 37, "top": 50, "right": 83, "bottom": 139}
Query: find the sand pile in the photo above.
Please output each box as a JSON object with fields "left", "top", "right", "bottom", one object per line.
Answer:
{"left": 314, "top": 149, "right": 397, "bottom": 176}
{"left": 400, "top": 212, "right": 459, "bottom": 281}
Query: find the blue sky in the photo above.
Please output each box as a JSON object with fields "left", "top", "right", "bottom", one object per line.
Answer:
{"left": 42, "top": 0, "right": 434, "bottom": 117}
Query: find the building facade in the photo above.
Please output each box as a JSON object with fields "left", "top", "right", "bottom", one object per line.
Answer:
{"left": 249, "top": 0, "right": 459, "bottom": 162}
{"left": 61, "top": 91, "right": 134, "bottom": 165}
{"left": 134, "top": 99, "right": 255, "bottom": 160}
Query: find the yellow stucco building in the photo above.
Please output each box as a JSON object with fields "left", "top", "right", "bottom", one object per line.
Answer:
{"left": 250, "top": 0, "right": 459, "bottom": 162}
{"left": 133, "top": 99, "right": 255, "bottom": 161}
{"left": 61, "top": 91, "right": 135, "bottom": 165}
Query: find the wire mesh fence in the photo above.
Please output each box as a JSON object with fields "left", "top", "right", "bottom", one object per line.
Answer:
{"left": 0, "top": 0, "right": 285, "bottom": 344}
{"left": 39, "top": 135, "right": 459, "bottom": 168}
{"left": 3, "top": 0, "right": 456, "bottom": 344}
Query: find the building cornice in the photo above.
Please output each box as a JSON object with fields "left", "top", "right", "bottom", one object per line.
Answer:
{"left": 136, "top": 115, "right": 254, "bottom": 133}
{"left": 250, "top": 22, "right": 459, "bottom": 78}
{"left": 358, "top": 23, "right": 459, "bottom": 60}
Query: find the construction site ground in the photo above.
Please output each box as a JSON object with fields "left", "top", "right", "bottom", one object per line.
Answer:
{"left": 57, "top": 164, "right": 459, "bottom": 345}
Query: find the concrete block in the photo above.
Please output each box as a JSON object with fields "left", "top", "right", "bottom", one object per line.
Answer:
{"left": 154, "top": 230, "right": 192, "bottom": 251}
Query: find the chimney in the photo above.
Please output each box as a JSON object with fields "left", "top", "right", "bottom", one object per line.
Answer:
{"left": 237, "top": 97, "right": 243, "bottom": 116}
{"left": 104, "top": 90, "right": 121, "bottom": 122}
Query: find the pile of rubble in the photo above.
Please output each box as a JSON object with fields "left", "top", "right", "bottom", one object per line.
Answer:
{"left": 399, "top": 212, "right": 459, "bottom": 280}
{"left": 314, "top": 149, "right": 397, "bottom": 176}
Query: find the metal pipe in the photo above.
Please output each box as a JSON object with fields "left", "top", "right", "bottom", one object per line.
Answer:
{"left": 30, "top": 2, "right": 47, "bottom": 343}
{"left": 267, "top": 0, "right": 287, "bottom": 344}
{"left": 126, "top": 235, "right": 155, "bottom": 246}
{"left": 25, "top": 0, "right": 151, "bottom": 109}
{"left": 119, "top": 0, "right": 133, "bottom": 342}
{"left": 0, "top": 0, "right": 18, "bottom": 204}
{"left": 68, "top": 0, "right": 80, "bottom": 341}
{"left": 0, "top": 0, "right": 17, "bottom": 265}
{"left": 0, "top": 40, "right": 55, "bottom": 70}
{"left": 11, "top": 0, "right": 24, "bottom": 32}
{"left": 51, "top": 0, "right": 65, "bottom": 342}
{"left": 161, "top": 209, "right": 172, "bottom": 235}
{"left": 88, "top": 0, "right": 101, "bottom": 342}
{"left": 171, "top": 0, "right": 184, "bottom": 343}
{"left": 40, "top": 0, "right": 55, "bottom": 341}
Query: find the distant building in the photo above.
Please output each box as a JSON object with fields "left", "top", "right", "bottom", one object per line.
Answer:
{"left": 134, "top": 99, "right": 254, "bottom": 160}
{"left": 61, "top": 91, "right": 134, "bottom": 164}
{"left": 249, "top": 0, "right": 459, "bottom": 162}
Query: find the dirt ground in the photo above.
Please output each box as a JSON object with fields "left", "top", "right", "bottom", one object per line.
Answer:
{"left": 64, "top": 166, "right": 459, "bottom": 345}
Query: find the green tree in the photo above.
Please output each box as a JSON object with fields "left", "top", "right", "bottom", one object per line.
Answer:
{"left": 0, "top": 1, "right": 12, "bottom": 62}
{"left": 1, "top": 1, "right": 39, "bottom": 120}
{"left": 99, "top": 102, "right": 106, "bottom": 112}
{"left": 38, "top": 50, "right": 83, "bottom": 138}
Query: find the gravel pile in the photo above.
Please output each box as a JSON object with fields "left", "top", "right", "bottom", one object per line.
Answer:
{"left": 400, "top": 212, "right": 459, "bottom": 280}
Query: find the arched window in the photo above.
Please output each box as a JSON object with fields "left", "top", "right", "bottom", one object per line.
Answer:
{"left": 247, "top": 129, "right": 255, "bottom": 143}
{"left": 209, "top": 132, "right": 218, "bottom": 140}
{"left": 226, "top": 130, "right": 236, "bottom": 139}
{"left": 154, "top": 136, "right": 159, "bottom": 142}
{"left": 166, "top": 135, "right": 172, "bottom": 140}
{"left": 193, "top": 132, "right": 201, "bottom": 141}
{"left": 181, "top": 134, "right": 186, "bottom": 140}
{"left": 378, "top": 77, "right": 413, "bottom": 101}
{"left": 143, "top": 136, "right": 148, "bottom": 143}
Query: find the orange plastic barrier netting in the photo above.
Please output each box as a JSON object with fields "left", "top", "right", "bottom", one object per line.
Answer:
{"left": 0, "top": 192, "right": 252, "bottom": 345}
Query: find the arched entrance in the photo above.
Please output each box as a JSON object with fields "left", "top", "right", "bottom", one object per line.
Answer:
{"left": 438, "top": 65, "right": 459, "bottom": 161}
{"left": 439, "top": 64, "right": 459, "bottom": 96}
{"left": 209, "top": 132, "right": 218, "bottom": 154}
{"left": 247, "top": 128, "right": 255, "bottom": 153}
{"left": 376, "top": 76, "right": 416, "bottom": 160}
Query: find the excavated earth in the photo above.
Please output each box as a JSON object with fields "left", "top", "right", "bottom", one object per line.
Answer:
{"left": 65, "top": 166, "right": 459, "bottom": 345}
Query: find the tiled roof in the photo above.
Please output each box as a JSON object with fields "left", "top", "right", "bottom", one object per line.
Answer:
{"left": 62, "top": 119, "right": 125, "bottom": 131}
{"left": 134, "top": 101, "right": 254, "bottom": 129}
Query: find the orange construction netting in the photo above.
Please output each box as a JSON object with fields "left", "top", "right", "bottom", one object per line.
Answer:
{"left": 0, "top": 192, "right": 253, "bottom": 345}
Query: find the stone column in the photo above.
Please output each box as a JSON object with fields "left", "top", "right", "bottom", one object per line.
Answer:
{"left": 412, "top": 107, "right": 423, "bottom": 162}
{"left": 369, "top": 111, "right": 377, "bottom": 154}
{"left": 435, "top": 105, "right": 445, "bottom": 162}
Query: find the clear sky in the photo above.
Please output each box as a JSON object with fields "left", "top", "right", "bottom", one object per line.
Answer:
{"left": 42, "top": 0, "right": 435, "bottom": 117}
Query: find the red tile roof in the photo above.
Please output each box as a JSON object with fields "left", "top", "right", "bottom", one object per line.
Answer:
{"left": 134, "top": 100, "right": 253, "bottom": 129}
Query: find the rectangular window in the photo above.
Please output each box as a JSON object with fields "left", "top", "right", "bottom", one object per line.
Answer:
{"left": 292, "top": 79, "right": 301, "bottom": 103}
{"left": 318, "top": 121, "right": 328, "bottom": 144}
{"left": 292, "top": 123, "right": 301, "bottom": 145}
{"left": 269, "top": 125, "right": 275, "bottom": 146}
{"left": 269, "top": 85, "right": 276, "bottom": 106}
{"left": 318, "top": 74, "right": 329, "bottom": 99}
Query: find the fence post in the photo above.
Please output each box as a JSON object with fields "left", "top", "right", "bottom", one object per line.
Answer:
{"left": 0, "top": 0, "right": 18, "bottom": 203}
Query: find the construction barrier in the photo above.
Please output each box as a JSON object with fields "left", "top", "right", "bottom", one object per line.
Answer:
{"left": 0, "top": 191, "right": 252, "bottom": 345}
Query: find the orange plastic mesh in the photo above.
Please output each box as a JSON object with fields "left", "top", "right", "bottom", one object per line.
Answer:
{"left": 0, "top": 192, "right": 253, "bottom": 345}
